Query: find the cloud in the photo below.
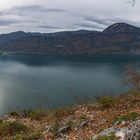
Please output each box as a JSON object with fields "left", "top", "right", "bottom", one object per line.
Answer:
{"left": 5, "top": 5, "right": 66, "bottom": 16}
{"left": 0, "top": 15, "right": 23, "bottom": 27}
{"left": 0, "top": 4, "right": 66, "bottom": 31}
{"left": 38, "top": 25, "right": 61, "bottom": 29}
{"left": 74, "top": 23, "right": 104, "bottom": 30}
{"left": 0, "top": 20, "right": 18, "bottom": 26}
{"left": 85, "top": 16, "right": 114, "bottom": 27}
{"left": 0, "top": 0, "right": 140, "bottom": 33}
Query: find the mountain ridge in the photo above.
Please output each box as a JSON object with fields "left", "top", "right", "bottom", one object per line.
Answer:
{"left": 0, "top": 23, "right": 140, "bottom": 54}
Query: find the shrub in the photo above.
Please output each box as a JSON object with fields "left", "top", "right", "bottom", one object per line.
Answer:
{"left": 114, "top": 112, "right": 139, "bottom": 124}
{"left": 95, "top": 133, "right": 119, "bottom": 140}
{"left": 9, "top": 111, "right": 21, "bottom": 117}
{"left": 51, "top": 107, "right": 73, "bottom": 120}
{"left": 13, "top": 131, "right": 42, "bottom": 140}
{"left": 0, "top": 121, "right": 28, "bottom": 136}
{"left": 50, "top": 121, "right": 60, "bottom": 136}
{"left": 21, "top": 110, "right": 33, "bottom": 118}
{"left": 124, "top": 66, "right": 140, "bottom": 91}
{"left": 79, "top": 114, "right": 87, "bottom": 121}
{"left": 97, "top": 96, "right": 116, "bottom": 109}
{"left": 26, "top": 109, "right": 47, "bottom": 120}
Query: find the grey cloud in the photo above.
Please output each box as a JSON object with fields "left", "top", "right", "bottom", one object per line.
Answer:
{"left": 38, "top": 25, "right": 61, "bottom": 29}
{"left": 0, "top": 11, "right": 4, "bottom": 16}
{"left": 0, "top": 0, "right": 140, "bottom": 33}
{"left": 85, "top": 16, "right": 115, "bottom": 27}
{"left": 74, "top": 23, "right": 105, "bottom": 30}
{"left": 9, "top": 5, "right": 66, "bottom": 15}
{"left": 106, "top": 17, "right": 140, "bottom": 27}
{"left": 0, "top": 4, "right": 66, "bottom": 28}
{"left": 0, "top": 19, "right": 19, "bottom": 26}
{"left": 0, "top": 5, "right": 66, "bottom": 19}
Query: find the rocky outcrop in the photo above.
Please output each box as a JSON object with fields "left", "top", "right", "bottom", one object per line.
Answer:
{"left": 124, "top": 120, "right": 140, "bottom": 140}
{"left": 92, "top": 120, "right": 140, "bottom": 140}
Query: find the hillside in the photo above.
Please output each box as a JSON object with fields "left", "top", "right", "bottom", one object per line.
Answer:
{"left": 1, "top": 92, "right": 140, "bottom": 140}
{"left": 0, "top": 23, "right": 140, "bottom": 54}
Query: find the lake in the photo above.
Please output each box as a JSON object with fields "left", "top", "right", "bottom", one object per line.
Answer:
{"left": 0, "top": 54, "right": 139, "bottom": 115}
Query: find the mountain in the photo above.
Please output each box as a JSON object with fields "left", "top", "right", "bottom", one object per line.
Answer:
{"left": 103, "top": 23, "right": 140, "bottom": 33}
{"left": 0, "top": 23, "right": 140, "bottom": 54}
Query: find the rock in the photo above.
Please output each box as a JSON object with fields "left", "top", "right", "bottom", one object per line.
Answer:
{"left": 135, "top": 116, "right": 140, "bottom": 121}
{"left": 115, "top": 128, "right": 129, "bottom": 140}
{"left": 92, "top": 127, "right": 125, "bottom": 140}
{"left": 6, "top": 118, "right": 16, "bottom": 122}
{"left": 78, "top": 120, "right": 89, "bottom": 128}
{"left": 92, "top": 120, "right": 140, "bottom": 140}
{"left": 114, "top": 121, "right": 119, "bottom": 125}
{"left": 63, "top": 115, "right": 74, "bottom": 124}
{"left": 100, "top": 119, "right": 107, "bottom": 124}
{"left": 121, "top": 121, "right": 127, "bottom": 126}
{"left": 45, "top": 125, "right": 52, "bottom": 133}
{"left": 92, "top": 127, "right": 116, "bottom": 139}
{"left": 100, "top": 127, "right": 116, "bottom": 136}
{"left": 58, "top": 125, "right": 69, "bottom": 133}
{"left": 123, "top": 120, "right": 140, "bottom": 140}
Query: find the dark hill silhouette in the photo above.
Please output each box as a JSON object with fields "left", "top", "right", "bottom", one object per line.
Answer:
{"left": 0, "top": 23, "right": 140, "bottom": 54}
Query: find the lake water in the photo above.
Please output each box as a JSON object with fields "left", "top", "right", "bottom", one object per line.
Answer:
{"left": 0, "top": 54, "right": 139, "bottom": 115}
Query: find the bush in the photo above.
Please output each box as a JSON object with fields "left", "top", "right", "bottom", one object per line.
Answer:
{"left": 22, "top": 109, "right": 47, "bottom": 120}
{"left": 95, "top": 133, "right": 118, "bottom": 140}
{"left": 51, "top": 107, "right": 73, "bottom": 120}
{"left": 0, "top": 121, "right": 28, "bottom": 136}
{"left": 21, "top": 110, "right": 33, "bottom": 118}
{"left": 97, "top": 96, "right": 116, "bottom": 109}
{"left": 13, "top": 131, "right": 42, "bottom": 140}
{"left": 9, "top": 111, "right": 21, "bottom": 117}
{"left": 30, "top": 109, "right": 47, "bottom": 120}
{"left": 114, "top": 112, "right": 139, "bottom": 124}
{"left": 50, "top": 121, "right": 60, "bottom": 136}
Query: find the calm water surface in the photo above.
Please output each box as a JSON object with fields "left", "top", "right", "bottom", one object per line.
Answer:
{"left": 0, "top": 54, "right": 139, "bottom": 115}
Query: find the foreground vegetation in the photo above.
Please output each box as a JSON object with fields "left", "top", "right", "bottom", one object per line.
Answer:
{"left": 0, "top": 90, "right": 140, "bottom": 140}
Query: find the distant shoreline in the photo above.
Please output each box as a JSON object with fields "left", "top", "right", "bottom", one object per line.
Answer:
{"left": 0, "top": 51, "right": 140, "bottom": 56}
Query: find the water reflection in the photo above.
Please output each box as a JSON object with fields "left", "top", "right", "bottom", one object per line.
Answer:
{"left": 0, "top": 54, "right": 139, "bottom": 115}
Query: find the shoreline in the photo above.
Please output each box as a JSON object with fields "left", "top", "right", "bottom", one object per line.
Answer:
{"left": 0, "top": 92, "right": 140, "bottom": 139}
{"left": 0, "top": 51, "right": 140, "bottom": 56}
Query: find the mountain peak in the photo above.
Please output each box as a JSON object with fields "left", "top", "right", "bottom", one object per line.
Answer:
{"left": 103, "top": 23, "right": 139, "bottom": 33}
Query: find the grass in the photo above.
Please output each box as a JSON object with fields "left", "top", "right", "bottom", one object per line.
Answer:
{"left": 50, "top": 121, "right": 60, "bottom": 136}
{"left": 21, "top": 109, "right": 47, "bottom": 120}
{"left": 0, "top": 121, "right": 28, "bottom": 136}
{"left": 96, "top": 96, "right": 116, "bottom": 109}
{"left": 2, "top": 131, "right": 42, "bottom": 140}
{"left": 95, "top": 133, "right": 119, "bottom": 140}
{"left": 12, "top": 131, "right": 42, "bottom": 140}
{"left": 9, "top": 111, "right": 21, "bottom": 117}
{"left": 114, "top": 112, "right": 139, "bottom": 124}
{"left": 49, "top": 119, "right": 73, "bottom": 136}
{"left": 50, "top": 107, "right": 74, "bottom": 121}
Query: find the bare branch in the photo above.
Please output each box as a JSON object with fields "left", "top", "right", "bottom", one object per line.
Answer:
{"left": 132, "top": 0, "right": 136, "bottom": 6}
{"left": 126, "top": 0, "right": 136, "bottom": 6}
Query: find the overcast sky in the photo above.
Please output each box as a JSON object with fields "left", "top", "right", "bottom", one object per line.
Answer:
{"left": 0, "top": 0, "right": 139, "bottom": 33}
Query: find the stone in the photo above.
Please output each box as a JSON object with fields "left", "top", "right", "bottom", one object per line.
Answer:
{"left": 100, "top": 119, "right": 107, "bottom": 124}
{"left": 100, "top": 127, "right": 116, "bottom": 136}
{"left": 121, "top": 121, "right": 127, "bottom": 126}
{"left": 123, "top": 120, "right": 140, "bottom": 140}
{"left": 58, "top": 125, "right": 69, "bottom": 133}
{"left": 45, "top": 125, "right": 52, "bottom": 133}
{"left": 78, "top": 120, "right": 89, "bottom": 128}
{"left": 135, "top": 116, "right": 140, "bottom": 121}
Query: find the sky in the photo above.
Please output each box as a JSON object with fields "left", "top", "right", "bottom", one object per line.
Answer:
{"left": 0, "top": 0, "right": 140, "bottom": 33}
